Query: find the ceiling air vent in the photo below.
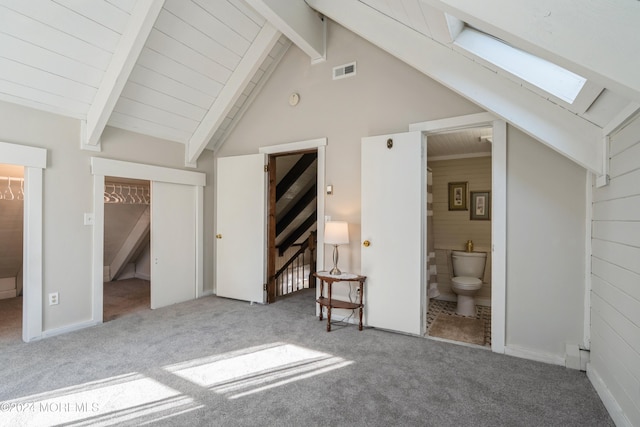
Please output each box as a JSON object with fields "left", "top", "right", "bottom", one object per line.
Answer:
{"left": 333, "top": 62, "right": 356, "bottom": 80}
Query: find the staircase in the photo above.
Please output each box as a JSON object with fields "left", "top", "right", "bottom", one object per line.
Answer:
{"left": 274, "top": 231, "right": 316, "bottom": 296}
{"left": 271, "top": 152, "right": 318, "bottom": 298}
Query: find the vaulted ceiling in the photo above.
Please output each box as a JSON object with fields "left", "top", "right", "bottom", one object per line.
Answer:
{"left": 1, "top": 0, "right": 638, "bottom": 175}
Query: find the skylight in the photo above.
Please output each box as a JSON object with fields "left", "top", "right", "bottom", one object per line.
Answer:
{"left": 454, "top": 27, "right": 587, "bottom": 104}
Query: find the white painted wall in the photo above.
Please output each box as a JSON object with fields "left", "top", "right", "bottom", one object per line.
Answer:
{"left": 136, "top": 242, "right": 151, "bottom": 280}
{"left": 221, "top": 21, "right": 589, "bottom": 361}
{"left": 589, "top": 114, "right": 640, "bottom": 427}
{"left": 0, "top": 100, "right": 215, "bottom": 333}
{"left": 429, "top": 157, "right": 492, "bottom": 301}
{"left": 219, "top": 21, "right": 483, "bottom": 275}
{"left": 505, "top": 126, "right": 586, "bottom": 361}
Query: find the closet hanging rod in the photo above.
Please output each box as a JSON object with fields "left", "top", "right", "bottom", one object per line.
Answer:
{"left": 103, "top": 183, "right": 150, "bottom": 205}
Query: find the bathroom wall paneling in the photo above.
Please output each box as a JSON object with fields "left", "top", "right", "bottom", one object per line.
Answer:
{"left": 429, "top": 156, "right": 492, "bottom": 302}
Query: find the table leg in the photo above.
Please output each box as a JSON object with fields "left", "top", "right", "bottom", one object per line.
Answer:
{"left": 358, "top": 281, "right": 364, "bottom": 331}
{"left": 327, "top": 306, "right": 331, "bottom": 332}
{"left": 318, "top": 280, "right": 324, "bottom": 321}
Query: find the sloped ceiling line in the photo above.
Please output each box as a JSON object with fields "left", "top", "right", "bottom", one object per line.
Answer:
{"left": 82, "top": 0, "right": 165, "bottom": 151}
{"left": 245, "top": 0, "right": 326, "bottom": 63}
{"left": 186, "top": 22, "right": 281, "bottom": 166}
{"left": 307, "top": 0, "right": 603, "bottom": 174}
{"left": 207, "top": 36, "right": 292, "bottom": 152}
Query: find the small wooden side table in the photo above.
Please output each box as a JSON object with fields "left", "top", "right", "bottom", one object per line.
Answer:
{"left": 314, "top": 271, "right": 366, "bottom": 332}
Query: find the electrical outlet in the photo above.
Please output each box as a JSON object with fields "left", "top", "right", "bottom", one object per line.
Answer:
{"left": 49, "top": 292, "right": 59, "bottom": 306}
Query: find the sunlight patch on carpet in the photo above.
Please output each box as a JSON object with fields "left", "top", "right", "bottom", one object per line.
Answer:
{"left": 0, "top": 373, "right": 202, "bottom": 426}
{"left": 164, "top": 342, "right": 353, "bottom": 399}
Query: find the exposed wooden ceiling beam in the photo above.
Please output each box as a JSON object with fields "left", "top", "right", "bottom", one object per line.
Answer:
{"left": 276, "top": 153, "right": 317, "bottom": 200}
{"left": 277, "top": 184, "right": 317, "bottom": 236}
{"left": 246, "top": 0, "right": 326, "bottom": 63}
{"left": 82, "top": 0, "right": 164, "bottom": 151}
{"left": 185, "top": 23, "right": 281, "bottom": 166}
{"left": 421, "top": 0, "right": 640, "bottom": 103}
{"left": 307, "top": 0, "right": 603, "bottom": 174}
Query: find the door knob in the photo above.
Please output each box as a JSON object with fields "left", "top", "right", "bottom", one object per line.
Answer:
{"left": 216, "top": 234, "right": 222, "bottom": 239}
{"left": 363, "top": 240, "right": 370, "bottom": 247}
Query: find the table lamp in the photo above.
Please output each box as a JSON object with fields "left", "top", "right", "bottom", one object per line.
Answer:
{"left": 324, "top": 221, "right": 349, "bottom": 275}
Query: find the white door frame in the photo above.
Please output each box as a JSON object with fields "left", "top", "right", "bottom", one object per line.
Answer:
{"left": 410, "top": 113, "right": 507, "bottom": 353}
{"left": 258, "top": 138, "right": 327, "bottom": 301}
{"left": 90, "top": 157, "right": 206, "bottom": 323}
{"left": 0, "top": 141, "right": 47, "bottom": 342}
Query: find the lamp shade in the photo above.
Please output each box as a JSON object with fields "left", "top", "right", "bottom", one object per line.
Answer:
{"left": 324, "top": 221, "right": 349, "bottom": 245}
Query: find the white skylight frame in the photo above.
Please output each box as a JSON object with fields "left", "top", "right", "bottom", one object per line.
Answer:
{"left": 454, "top": 27, "right": 602, "bottom": 111}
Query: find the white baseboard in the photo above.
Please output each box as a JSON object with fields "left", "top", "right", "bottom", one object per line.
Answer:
{"left": 504, "top": 344, "right": 565, "bottom": 366}
{"left": 319, "top": 308, "right": 359, "bottom": 325}
{"left": 587, "top": 364, "right": 632, "bottom": 427}
{"left": 0, "top": 289, "right": 17, "bottom": 299}
{"left": 134, "top": 272, "right": 150, "bottom": 281}
{"left": 41, "top": 320, "right": 100, "bottom": 339}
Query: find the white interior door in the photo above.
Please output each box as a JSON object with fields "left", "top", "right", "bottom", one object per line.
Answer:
{"left": 150, "top": 181, "right": 197, "bottom": 309}
{"left": 361, "top": 131, "right": 426, "bottom": 335}
{"left": 216, "top": 154, "right": 266, "bottom": 303}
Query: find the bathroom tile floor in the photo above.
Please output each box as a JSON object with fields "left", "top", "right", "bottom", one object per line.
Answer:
{"left": 427, "top": 299, "right": 492, "bottom": 347}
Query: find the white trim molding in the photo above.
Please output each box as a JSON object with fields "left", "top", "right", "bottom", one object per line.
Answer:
{"left": 505, "top": 345, "right": 566, "bottom": 366}
{"left": 0, "top": 141, "right": 47, "bottom": 342}
{"left": 414, "top": 114, "right": 506, "bottom": 354}
{"left": 91, "top": 158, "right": 206, "bottom": 327}
{"left": 587, "top": 365, "right": 634, "bottom": 427}
{"left": 255, "top": 137, "right": 326, "bottom": 315}
{"left": 91, "top": 157, "right": 206, "bottom": 186}
{"left": 259, "top": 137, "right": 327, "bottom": 154}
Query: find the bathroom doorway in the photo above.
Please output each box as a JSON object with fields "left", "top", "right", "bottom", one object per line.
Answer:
{"left": 424, "top": 127, "right": 493, "bottom": 348}
{"left": 0, "top": 164, "right": 24, "bottom": 343}
{"left": 103, "top": 177, "right": 151, "bottom": 322}
{"left": 407, "top": 112, "right": 506, "bottom": 352}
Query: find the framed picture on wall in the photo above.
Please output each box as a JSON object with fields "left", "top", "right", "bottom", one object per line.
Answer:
{"left": 470, "top": 191, "right": 491, "bottom": 220}
{"left": 448, "top": 181, "right": 468, "bottom": 211}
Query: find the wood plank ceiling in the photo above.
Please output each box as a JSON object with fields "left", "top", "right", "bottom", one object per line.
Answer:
{"left": 0, "top": 0, "right": 290, "bottom": 160}
{"left": 0, "top": 0, "right": 637, "bottom": 169}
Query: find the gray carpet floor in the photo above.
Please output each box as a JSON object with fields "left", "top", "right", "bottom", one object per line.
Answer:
{"left": 0, "top": 287, "right": 613, "bottom": 426}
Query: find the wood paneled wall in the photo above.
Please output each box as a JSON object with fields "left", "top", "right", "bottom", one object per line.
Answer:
{"left": 591, "top": 114, "right": 640, "bottom": 426}
{"left": 429, "top": 156, "right": 492, "bottom": 302}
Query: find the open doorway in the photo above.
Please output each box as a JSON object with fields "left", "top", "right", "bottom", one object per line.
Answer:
{"left": 0, "top": 164, "right": 24, "bottom": 343}
{"left": 91, "top": 157, "right": 205, "bottom": 326}
{"left": 408, "top": 113, "right": 506, "bottom": 352}
{"left": 267, "top": 151, "right": 318, "bottom": 302}
{"left": 424, "top": 127, "right": 493, "bottom": 348}
{"left": 102, "top": 177, "right": 151, "bottom": 322}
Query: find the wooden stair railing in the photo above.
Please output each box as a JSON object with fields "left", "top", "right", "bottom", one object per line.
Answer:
{"left": 274, "top": 231, "right": 317, "bottom": 297}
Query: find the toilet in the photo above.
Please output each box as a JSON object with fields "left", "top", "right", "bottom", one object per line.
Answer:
{"left": 450, "top": 250, "right": 487, "bottom": 317}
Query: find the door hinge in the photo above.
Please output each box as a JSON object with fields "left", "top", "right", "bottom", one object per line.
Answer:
{"left": 263, "top": 283, "right": 268, "bottom": 291}
{"left": 264, "top": 164, "right": 269, "bottom": 172}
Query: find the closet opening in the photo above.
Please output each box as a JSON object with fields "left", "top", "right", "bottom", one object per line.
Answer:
{"left": 103, "top": 177, "right": 151, "bottom": 321}
{"left": 0, "top": 164, "right": 24, "bottom": 342}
